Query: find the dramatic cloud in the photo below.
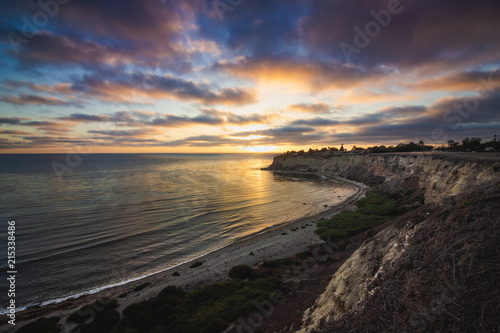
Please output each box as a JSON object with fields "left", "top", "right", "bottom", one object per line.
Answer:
{"left": 329, "top": 92, "right": 500, "bottom": 144}
{"left": 1, "top": 0, "right": 208, "bottom": 70}
{"left": 299, "top": 0, "right": 500, "bottom": 68}
{"left": 1, "top": 0, "right": 498, "bottom": 151}
{"left": 67, "top": 71, "right": 258, "bottom": 106}
{"left": 59, "top": 109, "right": 272, "bottom": 128}
{"left": 216, "top": 56, "right": 388, "bottom": 91}
{"left": 2, "top": 72, "right": 258, "bottom": 106}
{"left": 408, "top": 69, "right": 500, "bottom": 92}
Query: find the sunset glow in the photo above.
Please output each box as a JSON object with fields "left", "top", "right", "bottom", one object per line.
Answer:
{"left": 1, "top": 0, "right": 499, "bottom": 153}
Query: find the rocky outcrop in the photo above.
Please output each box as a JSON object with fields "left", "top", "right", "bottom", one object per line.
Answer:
{"left": 265, "top": 153, "right": 500, "bottom": 333}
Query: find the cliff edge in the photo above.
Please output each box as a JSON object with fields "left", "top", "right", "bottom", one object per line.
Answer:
{"left": 267, "top": 153, "right": 500, "bottom": 332}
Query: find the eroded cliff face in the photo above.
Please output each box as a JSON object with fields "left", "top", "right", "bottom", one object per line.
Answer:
{"left": 265, "top": 153, "right": 500, "bottom": 333}
{"left": 267, "top": 153, "right": 500, "bottom": 204}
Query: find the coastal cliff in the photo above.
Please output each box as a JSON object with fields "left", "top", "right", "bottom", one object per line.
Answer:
{"left": 266, "top": 153, "right": 500, "bottom": 204}
{"left": 266, "top": 153, "right": 500, "bottom": 332}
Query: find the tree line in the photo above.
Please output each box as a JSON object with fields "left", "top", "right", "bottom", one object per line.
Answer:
{"left": 283, "top": 135, "right": 500, "bottom": 155}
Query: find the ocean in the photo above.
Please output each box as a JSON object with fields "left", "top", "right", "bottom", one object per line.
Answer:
{"left": 0, "top": 153, "right": 351, "bottom": 312}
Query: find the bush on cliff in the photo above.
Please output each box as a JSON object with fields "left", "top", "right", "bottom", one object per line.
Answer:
{"left": 15, "top": 317, "right": 60, "bottom": 333}
{"left": 68, "top": 298, "right": 119, "bottom": 333}
{"left": 117, "top": 278, "right": 282, "bottom": 333}
{"left": 315, "top": 189, "right": 399, "bottom": 241}
{"left": 228, "top": 264, "right": 264, "bottom": 280}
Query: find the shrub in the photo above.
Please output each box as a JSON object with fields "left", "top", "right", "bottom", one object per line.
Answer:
{"left": 172, "top": 271, "right": 181, "bottom": 276}
{"left": 16, "top": 317, "right": 60, "bottom": 333}
{"left": 189, "top": 261, "right": 203, "bottom": 268}
{"left": 228, "top": 265, "right": 263, "bottom": 280}
{"left": 68, "top": 299, "right": 119, "bottom": 333}
{"left": 133, "top": 282, "right": 150, "bottom": 292}
{"left": 295, "top": 250, "right": 314, "bottom": 260}
{"left": 315, "top": 189, "right": 400, "bottom": 241}
{"left": 261, "top": 258, "right": 293, "bottom": 268}
{"left": 118, "top": 278, "right": 282, "bottom": 333}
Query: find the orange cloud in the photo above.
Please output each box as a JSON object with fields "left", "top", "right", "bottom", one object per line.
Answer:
{"left": 216, "top": 57, "right": 388, "bottom": 91}
{"left": 407, "top": 69, "right": 500, "bottom": 92}
{"left": 288, "top": 102, "right": 333, "bottom": 114}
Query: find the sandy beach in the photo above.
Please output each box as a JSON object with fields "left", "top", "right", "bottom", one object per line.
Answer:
{"left": 2, "top": 177, "right": 367, "bottom": 333}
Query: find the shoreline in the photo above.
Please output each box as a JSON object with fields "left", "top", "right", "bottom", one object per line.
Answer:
{"left": 1, "top": 176, "right": 368, "bottom": 332}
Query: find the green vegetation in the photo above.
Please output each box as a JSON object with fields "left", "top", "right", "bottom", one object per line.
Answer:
{"left": 189, "top": 261, "right": 203, "bottom": 268}
{"left": 283, "top": 136, "right": 500, "bottom": 156}
{"left": 228, "top": 264, "right": 264, "bottom": 280}
{"left": 315, "top": 189, "right": 399, "bottom": 241}
{"left": 15, "top": 317, "right": 60, "bottom": 333}
{"left": 117, "top": 278, "right": 282, "bottom": 333}
{"left": 67, "top": 299, "right": 119, "bottom": 333}
{"left": 458, "top": 200, "right": 471, "bottom": 208}
{"left": 261, "top": 258, "right": 293, "bottom": 268}
{"left": 133, "top": 282, "right": 150, "bottom": 292}
{"left": 295, "top": 250, "right": 314, "bottom": 260}
{"left": 444, "top": 137, "right": 499, "bottom": 152}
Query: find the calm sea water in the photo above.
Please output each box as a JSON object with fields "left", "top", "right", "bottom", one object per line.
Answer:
{"left": 0, "top": 154, "right": 351, "bottom": 311}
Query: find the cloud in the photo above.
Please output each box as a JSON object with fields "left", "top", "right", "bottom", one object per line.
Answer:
{"left": 408, "top": 69, "right": 500, "bottom": 92}
{"left": 0, "top": 93, "right": 72, "bottom": 106}
{"left": 9, "top": 31, "right": 132, "bottom": 68}
{"left": 3, "top": 80, "right": 73, "bottom": 95}
{"left": 87, "top": 129, "right": 152, "bottom": 137}
{"left": 228, "top": 126, "right": 329, "bottom": 146}
{"left": 299, "top": 0, "right": 500, "bottom": 69}
{"left": 21, "top": 121, "right": 73, "bottom": 135}
{"left": 0, "top": 117, "right": 29, "bottom": 125}
{"left": 59, "top": 114, "right": 114, "bottom": 123}
{"left": 344, "top": 106, "right": 427, "bottom": 125}
{"left": 291, "top": 118, "right": 340, "bottom": 127}
{"left": 2, "top": 0, "right": 207, "bottom": 71}
{"left": 67, "top": 70, "right": 258, "bottom": 106}
{"left": 288, "top": 102, "right": 332, "bottom": 114}
{"left": 59, "top": 109, "right": 272, "bottom": 128}
{"left": 147, "top": 112, "right": 223, "bottom": 127}
{"left": 1, "top": 0, "right": 499, "bottom": 151}
{"left": 199, "top": 108, "right": 274, "bottom": 124}
{"left": 3, "top": 70, "right": 258, "bottom": 107}
{"left": 233, "top": 126, "right": 316, "bottom": 136}
{"left": 216, "top": 56, "right": 388, "bottom": 91}
{"left": 0, "top": 129, "right": 32, "bottom": 135}
{"left": 329, "top": 92, "right": 500, "bottom": 144}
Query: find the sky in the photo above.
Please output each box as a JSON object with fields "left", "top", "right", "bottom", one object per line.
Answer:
{"left": 0, "top": 0, "right": 499, "bottom": 153}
